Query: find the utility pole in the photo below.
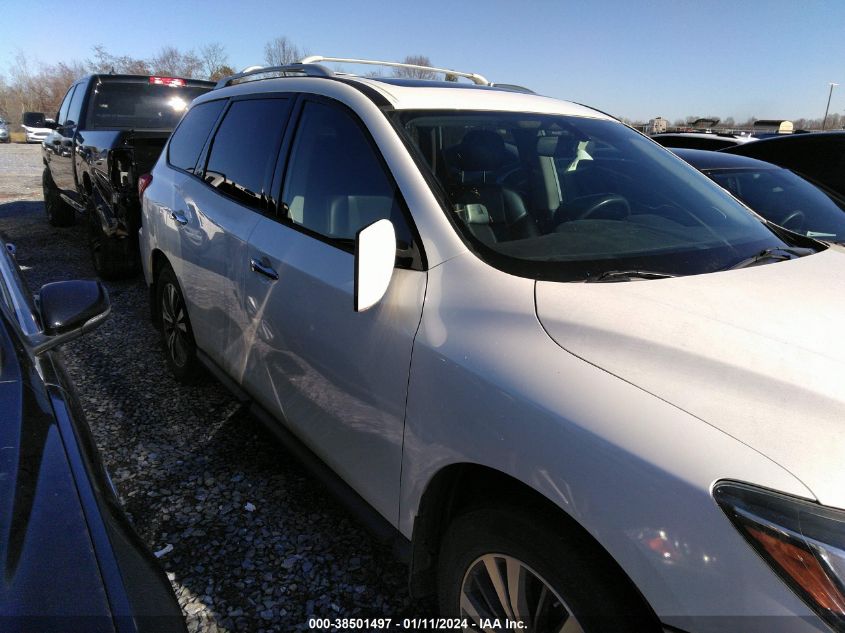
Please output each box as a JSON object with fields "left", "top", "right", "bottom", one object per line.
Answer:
{"left": 823, "top": 82, "right": 838, "bottom": 130}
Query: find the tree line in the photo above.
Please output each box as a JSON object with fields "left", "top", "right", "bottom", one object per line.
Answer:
{"left": 0, "top": 37, "right": 434, "bottom": 123}
{"left": 625, "top": 112, "right": 843, "bottom": 133}
{"left": 6, "top": 41, "right": 836, "bottom": 131}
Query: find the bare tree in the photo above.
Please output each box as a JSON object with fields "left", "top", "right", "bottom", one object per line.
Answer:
{"left": 263, "top": 37, "right": 302, "bottom": 66}
{"left": 150, "top": 46, "right": 202, "bottom": 78}
{"left": 393, "top": 55, "right": 436, "bottom": 80}
{"left": 209, "top": 65, "right": 236, "bottom": 81}
{"left": 200, "top": 42, "right": 230, "bottom": 80}
{"left": 88, "top": 44, "right": 150, "bottom": 75}
{"left": 0, "top": 52, "right": 86, "bottom": 120}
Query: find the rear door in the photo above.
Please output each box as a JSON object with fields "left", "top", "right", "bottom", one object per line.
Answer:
{"left": 179, "top": 96, "right": 293, "bottom": 374}
{"left": 239, "top": 97, "right": 427, "bottom": 523}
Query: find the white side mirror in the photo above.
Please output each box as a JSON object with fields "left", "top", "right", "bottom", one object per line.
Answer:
{"left": 355, "top": 219, "right": 396, "bottom": 312}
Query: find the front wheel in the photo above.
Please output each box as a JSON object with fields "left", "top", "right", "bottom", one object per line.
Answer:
{"left": 438, "top": 508, "right": 658, "bottom": 633}
{"left": 42, "top": 168, "right": 75, "bottom": 227}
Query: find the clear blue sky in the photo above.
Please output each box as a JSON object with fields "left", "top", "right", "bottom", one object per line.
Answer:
{"left": 3, "top": 0, "right": 844, "bottom": 123}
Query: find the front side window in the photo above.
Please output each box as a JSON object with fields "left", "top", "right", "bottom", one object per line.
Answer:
{"left": 203, "top": 98, "right": 291, "bottom": 210}
{"left": 395, "top": 110, "right": 805, "bottom": 281}
{"left": 280, "top": 100, "right": 412, "bottom": 249}
{"left": 168, "top": 99, "right": 226, "bottom": 173}
{"left": 57, "top": 87, "right": 75, "bottom": 126}
{"left": 66, "top": 83, "right": 87, "bottom": 126}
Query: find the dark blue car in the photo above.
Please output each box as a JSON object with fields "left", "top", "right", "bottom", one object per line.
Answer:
{"left": 0, "top": 239, "right": 185, "bottom": 633}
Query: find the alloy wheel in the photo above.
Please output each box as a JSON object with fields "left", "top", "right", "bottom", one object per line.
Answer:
{"left": 161, "top": 282, "right": 189, "bottom": 368}
{"left": 460, "top": 554, "right": 584, "bottom": 633}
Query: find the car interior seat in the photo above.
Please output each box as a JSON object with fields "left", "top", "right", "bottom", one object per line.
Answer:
{"left": 444, "top": 129, "right": 539, "bottom": 244}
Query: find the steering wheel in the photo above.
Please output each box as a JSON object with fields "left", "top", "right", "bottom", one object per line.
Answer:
{"left": 779, "top": 210, "right": 806, "bottom": 231}
{"left": 578, "top": 194, "right": 632, "bottom": 220}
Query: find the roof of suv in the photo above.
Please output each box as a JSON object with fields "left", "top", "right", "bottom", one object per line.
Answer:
{"left": 207, "top": 59, "right": 611, "bottom": 119}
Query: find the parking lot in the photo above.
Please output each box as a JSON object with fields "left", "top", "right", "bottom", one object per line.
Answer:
{"left": 0, "top": 143, "right": 431, "bottom": 632}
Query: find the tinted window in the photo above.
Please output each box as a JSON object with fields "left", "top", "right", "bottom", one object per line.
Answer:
{"left": 168, "top": 100, "right": 226, "bottom": 173}
{"left": 21, "top": 112, "right": 45, "bottom": 127}
{"left": 66, "top": 83, "right": 87, "bottom": 126}
{"left": 57, "top": 87, "right": 74, "bottom": 125}
{"left": 88, "top": 82, "right": 210, "bottom": 130}
{"left": 708, "top": 168, "right": 845, "bottom": 242}
{"left": 204, "top": 98, "right": 291, "bottom": 209}
{"left": 396, "top": 110, "right": 801, "bottom": 281}
{"left": 281, "top": 101, "right": 412, "bottom": 247}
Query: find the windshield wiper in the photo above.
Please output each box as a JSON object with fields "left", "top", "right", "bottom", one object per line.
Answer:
{"left": 586, "top": 270, "right": 677, "bottom": 283}
{"left": 726, "top": 247, "right": 815, "bottom": 270}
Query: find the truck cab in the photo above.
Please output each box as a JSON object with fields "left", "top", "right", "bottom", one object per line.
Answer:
{"left": 42, "top": 74, "right": 213, "bottom": 279}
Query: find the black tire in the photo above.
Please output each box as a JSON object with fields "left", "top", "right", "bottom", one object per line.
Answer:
{"left": 42, "top": 168, "right": 75, "bottom": 227}
{"left": 156, "top": 265, "right": 200, "bottom": 383}
{"left": 437, "top": 507, "right": 659, "bottom": 633}
{"left": 87, "top": 199, "right": 137, "bottom": 280}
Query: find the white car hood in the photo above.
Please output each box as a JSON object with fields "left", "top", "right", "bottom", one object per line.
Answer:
{"left": 536, "top": 247, "right": 845, "bottom": 508}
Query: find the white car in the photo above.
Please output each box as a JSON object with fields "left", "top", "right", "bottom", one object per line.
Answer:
{"left": 140, "top": 57, "right": 845, "bottom": 633}
{"left": 21, "top": 112, "right": 52, "bottom": 144}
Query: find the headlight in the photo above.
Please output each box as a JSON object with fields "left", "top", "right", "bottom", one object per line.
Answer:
{"left": 714, "top": 481, "right": 845, "bottom": 632}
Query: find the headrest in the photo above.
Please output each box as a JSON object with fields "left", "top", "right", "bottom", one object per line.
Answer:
{"left": 452, "top": 130, "right": 513, "bottom": 172}
{"left": 536, "top": 134, "right": 581, "bottom": 159}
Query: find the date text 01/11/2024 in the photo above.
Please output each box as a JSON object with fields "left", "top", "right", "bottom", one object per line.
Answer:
{"left": 307, "top": 617, "right": 527, "bottom": 630}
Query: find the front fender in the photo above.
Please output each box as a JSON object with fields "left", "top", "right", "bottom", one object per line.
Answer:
{"left": 401, "top": 253, "right": 820, "bottom": 632}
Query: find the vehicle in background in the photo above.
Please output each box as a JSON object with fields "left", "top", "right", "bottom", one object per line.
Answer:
{"left": 41, "top": 74, "right": 214, "bottom": 279}
{"left": 750, "top": 118, "right": 795, "bottom": 139}
{"left": 0, "top": 118, "right": 9, "bottom": 143}
{"left": 651, "top": 130, "right": 754, "bottom": 150}
{"left": 722, "top": 130, "right": 845, "bottom": 199}
{"left": 142, "top": 57, "right": 845, "bottom": 633}
{"left": 21, "top": 112, "right": 52, "bottom": 144}
{"left": 0, "top": 238, "right": 186, "bottom": 633}
{"left": 673, "top": 147, "right": 845, "bottom": 242}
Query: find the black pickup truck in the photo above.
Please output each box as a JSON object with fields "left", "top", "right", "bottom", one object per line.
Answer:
{"left": 41, "top": 74, "right": 214, "bottom": 278}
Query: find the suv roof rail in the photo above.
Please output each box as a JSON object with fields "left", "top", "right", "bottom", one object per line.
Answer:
{"left": 300, "top": 55, "right": 491, "bottom": 86}
{"left": 215, "top": 63, "right": 334, "bottom": 89}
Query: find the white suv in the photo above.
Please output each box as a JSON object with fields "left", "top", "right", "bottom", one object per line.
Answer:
{"left": 140, "top": 57, "right": 845, "bottom": 633}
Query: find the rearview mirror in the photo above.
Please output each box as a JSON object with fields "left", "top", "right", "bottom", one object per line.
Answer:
{"left": 354, "top": 219, "right": 396, "bottom": 312}
{"left": 30, "top": 280, "right": 110, "bottom": 354}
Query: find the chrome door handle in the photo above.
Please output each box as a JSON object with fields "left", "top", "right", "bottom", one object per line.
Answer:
{"left": 250, "top": 258, "right": 278, "bottom": 280}
{"left": 170, "top": 210, "right": 188, "bottom": 225}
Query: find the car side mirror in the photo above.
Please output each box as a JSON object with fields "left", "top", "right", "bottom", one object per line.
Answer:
{"left": 354, "top": 219, "right": 396, "bottom": 312}
{"left": 44, "top": 119, "right": 58, "bottom": 130}
{"left": 30, "top": 280, "right": 110, "bottom": 354}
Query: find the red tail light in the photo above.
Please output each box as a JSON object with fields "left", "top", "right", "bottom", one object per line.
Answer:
{"left": 149, "top": 76, "right": 186, "bottom": 87}
{"left": 138, "top": 173, "right": 153, "bottom": 200}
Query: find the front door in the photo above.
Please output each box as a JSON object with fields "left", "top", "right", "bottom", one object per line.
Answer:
{"left": 240, "top": 98, "right": 426, "bottom": 523}
{"left": 47, "top": 85, "right": 78, "bottom": 194}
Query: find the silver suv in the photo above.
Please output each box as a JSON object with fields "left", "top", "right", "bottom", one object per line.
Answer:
{"left": 141, "top": 57, "right": 845, "bottom": 633}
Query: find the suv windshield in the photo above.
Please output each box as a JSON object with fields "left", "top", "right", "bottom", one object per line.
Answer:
{"left": 89, "top": 81, "right": 209, "bottom": 130}
{"left": 395, "top": 111, "right": 803, "bottom": 281}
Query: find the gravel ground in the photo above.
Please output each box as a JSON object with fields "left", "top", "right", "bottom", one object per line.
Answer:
{"left": 0, "top": 144, "right": 434, "bottom": 632}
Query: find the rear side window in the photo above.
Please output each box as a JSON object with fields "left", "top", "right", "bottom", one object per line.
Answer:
{"left": 203, "top": 98, "right": 291, "bottom": 210}
{"left": 280, "top": 100, "right": 412, "bottom": 248}
{"left": 168, "top": 100, "right": 226, "bottom": 173}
